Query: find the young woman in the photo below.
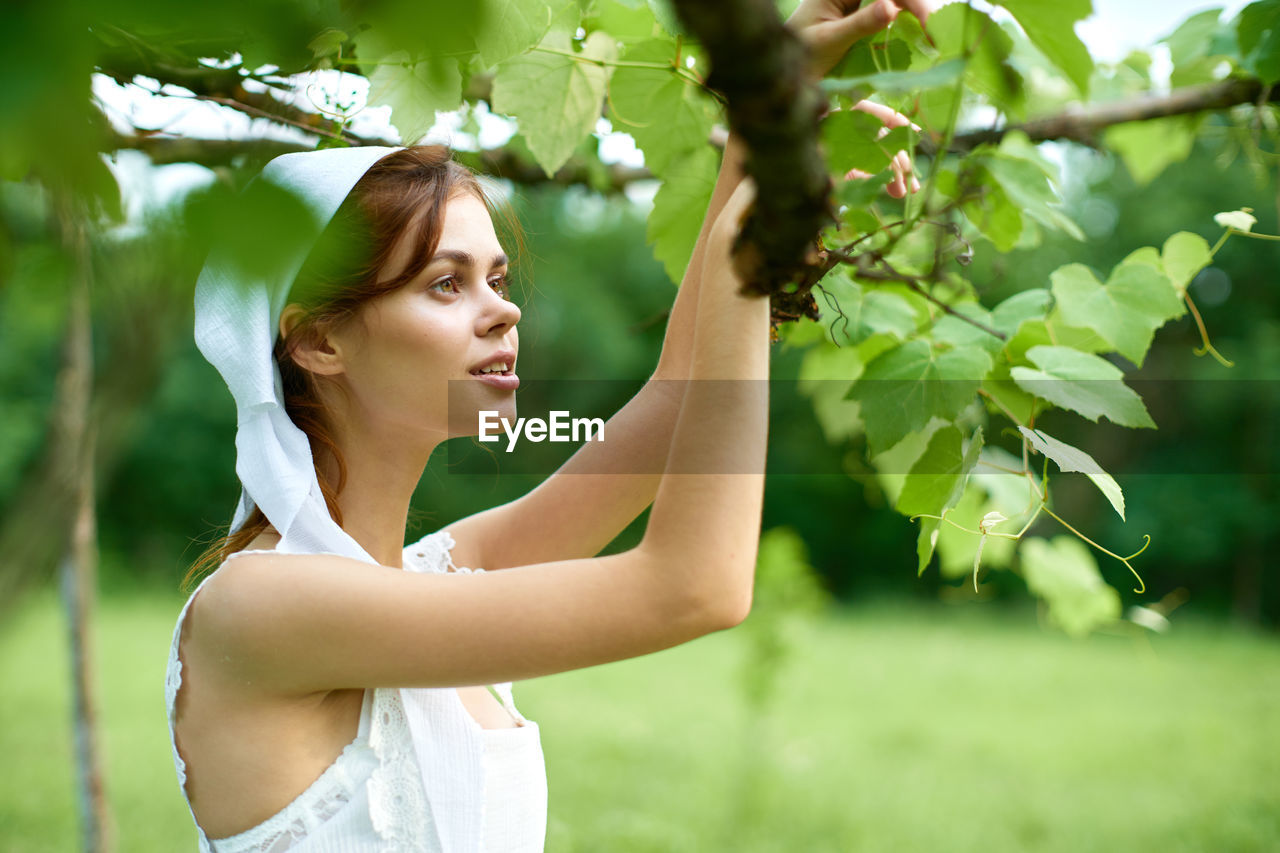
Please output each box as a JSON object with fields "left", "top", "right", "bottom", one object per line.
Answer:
{"left": 164, "top": 2, "right": 928, "bottom": 850}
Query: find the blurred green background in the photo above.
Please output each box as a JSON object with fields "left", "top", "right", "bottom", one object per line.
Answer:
{"left": 2, "top": 115, "right": 1278, "bottom": 850}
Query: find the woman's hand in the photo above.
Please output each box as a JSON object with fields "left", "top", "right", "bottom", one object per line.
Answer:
{"left": 838, "top": 99, "right": 922, "bottom": 198}
{"left": 787, "top": 1, "right": 932, "bottom": 198}
{"left": 786, "top": 0, "right": 934, "bottom": 80}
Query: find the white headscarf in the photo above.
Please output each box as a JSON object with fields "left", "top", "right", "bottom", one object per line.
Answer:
{"left": 193, "top": 145, "right": 404, "bottom": 563}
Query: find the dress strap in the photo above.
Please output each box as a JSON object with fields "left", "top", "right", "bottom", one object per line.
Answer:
{"left": 356, "top": 687, "right": 375, "bottom": 740}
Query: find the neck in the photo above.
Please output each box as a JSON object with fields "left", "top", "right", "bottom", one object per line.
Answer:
{"left": 324, "top": 418, "right": 443, "bottom": 568}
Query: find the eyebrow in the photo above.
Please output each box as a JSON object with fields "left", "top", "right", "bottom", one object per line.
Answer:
{"left": 429, "top": 249, "right": 509, "bottom": 268}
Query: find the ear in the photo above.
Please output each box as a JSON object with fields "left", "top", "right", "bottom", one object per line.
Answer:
{"left": 279, "top": 303, "right": 346, "bottom": 376}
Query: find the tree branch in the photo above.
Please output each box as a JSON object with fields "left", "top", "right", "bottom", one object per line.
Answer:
{"left": 946, "top": 77, "right": 1278, "bottom": 152}
{"left": 102, "top": 127, "right": 653, "bottom": 192}
{"left": 671, "top": 0, "right": 833, "bottom": 300}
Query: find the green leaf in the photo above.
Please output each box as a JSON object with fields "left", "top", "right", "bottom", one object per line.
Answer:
{"left": 1238, "top": 0, "right": 1280, "bottom": 82}
{"left": 586, "top": 0, "right": 660, "bottom": 41}
{"left": 991, "top": 288, "right": 1051, "bottom": 338}
{"left": 1011, "top": 345, "right": 1155, "bottom": 429}
{"left": 962, "top": 167, "right": 1023, "bottom": 251}
{"left": 820, "top": 110, "right": 913, "bottom": 179}
{"left": 366, "top": 54, "right": 463, "bottom": 145}
{"left": 929, "top": 3, "right": 1025, "bottom": 113}
{"left": 816, "top": 269, "right": 920, "bottom": 345}
{"left": 646, "top": 146, "right": 717, "bottom": 284}
{"left": 998, "top": 0, "right": 1095, "bottom": 95}
{"left": 897, "top": 425, "right": 984, "bottom": 517}
{"left": 646, "top": 0, "right": 686, "bottom": 36}
{"left": 1161, "top": 231, "right": 1213, "bottom": 297}
{"left": 848, "top": 339, "right": 993, "bottom": 455}
{"left": 917, "top": 516, "right": 942, "bottom": 576}
{"left": 983, "top": 137, "right": 1083, "bottom": 240}
{"left": 798, "top": 342, "right": 867, "bottom": 444}
{"left": 1163, "top": 8, "right": 1231, "bottom": 87}
{"left": 1104, "top": 115, "right": 1202, "bottom": 186}
{"left": 931, "top": 303, "right": 1004, "bottom": 355}
{"left": 820, "top": 58, "right": 966, "bottom": 97}
{"left": 829, "top": 35, "right": 913, "bottom": 80}
{"left": 607, "top": 38, "right": 718, "bottom": 176}
{"left": 1050, "top": 262, "right": 1184, "bottom": 367}
{"left": 476, "top": 0, "right": 554, "bottom": 66}
{"left": 1017, "top": 426, "right": 1127, "bottom": 520}
{"left": 1004, "top": 311, "right": 1110, "bottom": 364}
{"left": 492, "top": 29, "right": 616, "bottom": 176}
{"left": 1019, "top": 536, "right": 1122, "bottom": 638}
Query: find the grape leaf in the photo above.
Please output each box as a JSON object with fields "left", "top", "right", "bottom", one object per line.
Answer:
{"left": 798, "top": 342, "right": 868, "bottom": 444}
{"left": 817, "top": 269, "right": 920, "bottom": 345}
{"left": 848, "top": 339, "right": 993, "bottom": 455}
{"left": 1104, "top": 114, "right": 1202, "bottom": 186}
{"left": 1018, "top": 425, "right": 1127, "bottom": 520}
{"left": 366, "top": 54, "right": 463, "bottom": 145}
{"left": 917, "top": 516, "right": 943, "bottom": 576}
{"left": 492, "top": 29, "right": 616, "bottom": 176}
{"left": 820, "top": 58, "right": 966, "bottom": 98}
{"left": 931, "top": 303, "right": 1004, "bottom": 354}
{"left": 1019, "top": 536, "right": 1121, "bottom": 637}
{"left": 990, "top": 288, "right": 1051, "bottom": 338}
{"left": 475, "top": 0, "right": 554, "bottom": 66}
{"left": 1160, "top": 231, "right": 1213, "bottom": 297}
{"left": 983, "top": 138, "right": 1083, "bottom": 240}
{"left": 929, "top": 3, "right": 1025, "bottom": 114}
{"left": 1050, "top": 262, "right": 1184, "bottom": 367}
{"left": 585, "top": 0, "right": 659, "bottom": 42}
{"left": 1011, "top": 345, "right": 1155, "bottom": 429}
{"left": 1238, "top": 0, "right": 1280, "bottom": 83}
{"left": 897, "top": 425, "right": 984, "bottom": 518}
{"left": 608, "top": 38, "right": 718, "bottom": 176}
{"left": 645, "top": 146, "right": 717, "bottom": 285}
{"left": 820, "top": 110, "right": 913, "bottom": 179}
{"left": 998, "top": 0, "right": 1095, "bottom": 95}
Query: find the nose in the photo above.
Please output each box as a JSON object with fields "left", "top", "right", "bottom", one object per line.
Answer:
{"left": 478, "top": 279, "right": 521, "bottom": 336}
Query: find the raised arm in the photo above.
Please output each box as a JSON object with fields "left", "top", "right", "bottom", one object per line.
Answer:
{"left": 444, "top": 0, "right": 930, "bottom": 572}
{"left": 189, "top": 182, "right": 770, "bottom": 694}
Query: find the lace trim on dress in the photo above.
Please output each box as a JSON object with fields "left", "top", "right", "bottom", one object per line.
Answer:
{"left": 206, "top": 740, "right": 375, "bottom": 853}
{"left": 366, "top": 689, "right": 434, "bottom": 851}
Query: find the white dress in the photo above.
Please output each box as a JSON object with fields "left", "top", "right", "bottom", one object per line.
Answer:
{"left": 164, "top": 530, "right": 548, "bottom": 852}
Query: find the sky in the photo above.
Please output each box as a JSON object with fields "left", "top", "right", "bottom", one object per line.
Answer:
{"left": 92, "top": 0, "right": 1256, "bottom": 219}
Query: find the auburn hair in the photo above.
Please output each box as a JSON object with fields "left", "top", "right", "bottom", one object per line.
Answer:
{"left": 183, "top": 144, "right": 522, "bottom": 592}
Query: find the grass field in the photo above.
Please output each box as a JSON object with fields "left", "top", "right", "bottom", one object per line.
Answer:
{"left": 1, "top": 588, "right": 1277, "bottom": 852}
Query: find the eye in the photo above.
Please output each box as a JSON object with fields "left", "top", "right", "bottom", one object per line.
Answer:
{"left": 489, "top": 273, "right": 512, "bottom": 301}
{"left": 430, "top": 275, "right": 460, "bottom": 294}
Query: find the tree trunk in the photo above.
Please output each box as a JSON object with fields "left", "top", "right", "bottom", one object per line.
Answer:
{"left": 53, "top": 194, "right": 114, "bottom": 853}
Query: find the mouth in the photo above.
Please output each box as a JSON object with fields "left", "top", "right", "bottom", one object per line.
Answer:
{"left": 469, "top": 360, "right": 514, "bottom": 377}
{"left": 469, "top": 350, "right": 517, "bottom": 378}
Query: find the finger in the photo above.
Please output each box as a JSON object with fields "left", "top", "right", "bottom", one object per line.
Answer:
{"left": 886, "top": 171, "right": 906, "bottom": 199}
{"left": 897, "top": 0, "right": 935, "bottom": 28}
{"left": 825, "top": 0, "right": 901, "bottom": 47}
{"left": 844, "top": 167, "right": 875, "bottom": 181}
{"left": 854, "top": 99, "right": 922, "bottom": 133}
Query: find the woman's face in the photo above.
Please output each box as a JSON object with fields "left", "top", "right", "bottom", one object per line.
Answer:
{"left": 328, "top": 191, "right": 521, "bottom": 442}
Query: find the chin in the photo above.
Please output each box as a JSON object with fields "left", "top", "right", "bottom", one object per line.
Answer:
{"left": 446, "top": 388, "right": 518, "bottom": 438}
